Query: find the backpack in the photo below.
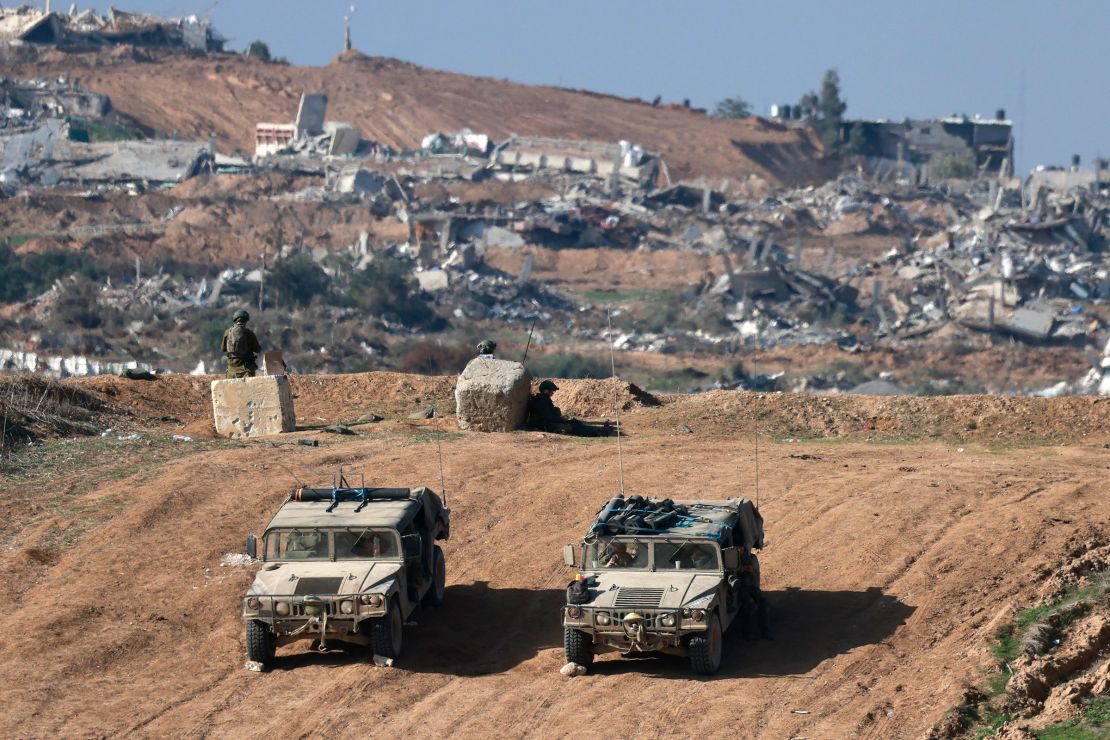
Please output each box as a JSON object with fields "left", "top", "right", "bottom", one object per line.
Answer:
{"left": 566, "top": 578, "right": 592, "bottom": 605}
{"left": 226, "top": 324, "right": 252, "bottom": 357}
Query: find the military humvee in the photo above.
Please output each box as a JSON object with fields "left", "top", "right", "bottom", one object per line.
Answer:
{"left": 562, "top": 493, "right": 766, "bottom": 675}
{"left": 241, "top": 483, "right": 450, "bottom": 669}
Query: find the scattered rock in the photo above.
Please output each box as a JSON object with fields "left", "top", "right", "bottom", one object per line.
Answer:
{"left": 559, "top": 662, "right": 587, "bottom": 677}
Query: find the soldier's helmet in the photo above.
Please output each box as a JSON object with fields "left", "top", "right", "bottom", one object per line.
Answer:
{"left": 477, "top": 339, "right": 496, "bottom": 354}
{"left": 232, "top": 308, "right": 250, "bottom": 322}
{"left": 539, "top": 379, "right": 559, "bottom": 392}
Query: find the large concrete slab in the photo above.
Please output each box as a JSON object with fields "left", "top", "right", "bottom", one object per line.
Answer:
{"left": 455, "top": 358, "right": 531, "bottom": 432}
{"left": 211, "top": 375, "right": 295, "bottom": 438}
{"left": 295, "top": 93, "right": 327, "bottom": 138}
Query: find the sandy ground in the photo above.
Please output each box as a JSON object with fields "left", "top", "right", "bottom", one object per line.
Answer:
{"left": 0, "top": 375, "right": 1108, "bottom": 738}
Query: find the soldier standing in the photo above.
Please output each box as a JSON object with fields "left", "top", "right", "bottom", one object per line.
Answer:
{"left": 220, "top": 308, "right": 262, "bottom": 378}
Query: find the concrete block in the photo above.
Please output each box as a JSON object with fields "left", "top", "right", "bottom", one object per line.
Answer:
{"left": 455, "top": 358, "right": 532, "bottom": 432}
{"left": 260, "top": 351, "right": 286, "bottom": 376}
{"left": 211, "top": 375, "right": 295, "bottom": 438}
{"left": 295, "top": 93, "right": 327, "bottom": 138}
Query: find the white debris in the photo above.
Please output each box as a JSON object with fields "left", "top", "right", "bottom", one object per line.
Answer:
{"left": 373, "top": 655, "right": 394, "bottom": 668}
{"left": 244, "top": 661, "right": 265, "bottom": 672}
{"left": 220, "top": 553, "right": 253, "bottom": 567}
{"left": 559, "top": 662, "right": 587, "bottom": 677}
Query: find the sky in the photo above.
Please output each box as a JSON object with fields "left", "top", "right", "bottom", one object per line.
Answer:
{"left": 72, "top": 0, "right": 1110, "bottom": 174}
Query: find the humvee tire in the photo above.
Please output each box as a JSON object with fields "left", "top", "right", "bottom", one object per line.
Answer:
{"left": 422, "top": 546, "right": 446, "bottom": 608}
{"left": 689, "top": 612, "right": 723, "bottom": 675}
{"left": 246, "top": 619, "right": 275, "bottom": 667}
{"left": 564, "top": 628, "right": 594, "bottom": 667}
{"left": 371, "top": 599, "right": 403, "bottom": 659}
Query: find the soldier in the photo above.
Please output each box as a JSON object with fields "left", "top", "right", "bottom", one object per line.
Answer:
{"left": 527, "top": 379, "right": 563, "bottom": 431}
{"left": 738, "top": 551, "right": 771, "bottom": 639}
{"left": 220, "top": 308, "right": 262, "bottom": 379}
{"left": 527, "top": 380, "right": 610, "bottom": 437}
{"left": 476, "top": 339, "right": 496, "bottom": 358}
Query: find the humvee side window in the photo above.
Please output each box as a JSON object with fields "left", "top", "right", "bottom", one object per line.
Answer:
{"left": 655, "top": 541, "right": 719, "bottom": 571}
{"left": 335, "top": 529, "right": 399, "bottom": 559}
{"left": 265, "top": 529, "right": 330, "bottom": 560}
{"left": 587, "top": 537, "right": 649, "bottom": 569}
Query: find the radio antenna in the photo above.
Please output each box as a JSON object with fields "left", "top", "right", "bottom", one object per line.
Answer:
{"left": 606, "top": 308, "right": 625, "bottom": 495}
{"left": 754, "top": 430, "right": 760, "bottom": 509}
{"left": 432, "top": 408, "right": 447, "bottom": 506}
{"left": 425, "top": 352, "right": 448, "bottom": 506}
{"left": 521, "top": 316, "right": 537, "bottom": 364}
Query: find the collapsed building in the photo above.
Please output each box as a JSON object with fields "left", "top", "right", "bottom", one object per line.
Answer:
{"left": 0, "top": 5, "right": 224, "bottom": 52}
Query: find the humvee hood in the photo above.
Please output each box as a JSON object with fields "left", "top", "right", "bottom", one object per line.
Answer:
{"left": 583, "top": 572, "right": 721, "bottom": 610}
{"left": 248, "top": 561, "right": 403, "bottom": 596}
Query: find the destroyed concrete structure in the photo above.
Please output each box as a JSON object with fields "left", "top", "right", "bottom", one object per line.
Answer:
{"left": 839, "top": 115, "right": 1014, "bottom": 177}
{"left": 0, "top": 5, "right": 225, "bottom": 52}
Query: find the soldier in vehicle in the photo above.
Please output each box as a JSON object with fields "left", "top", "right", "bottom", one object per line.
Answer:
{"left": 738, "top": 551, "right": 771, "bottom": 639}
{"left": 476, "top": 339, "right": 496, "bottom": 357}
{"left": 220, "top": 308, "right": 262, "bottom": 378}
{"left": 527, "top": 380, "right": 610, "bottom": 437}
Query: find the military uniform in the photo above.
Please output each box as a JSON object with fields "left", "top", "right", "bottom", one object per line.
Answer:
{"left": 221, "top": 322, "right": 262, "bottom": 378}
{"left": 527, "top": 380, "right": 610, "bottom": 437}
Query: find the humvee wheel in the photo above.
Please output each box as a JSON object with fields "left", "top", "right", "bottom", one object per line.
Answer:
{"left": 564, "top": 628, "right": 594, "bottom": 667}
{"left": 371, "top": 599, "right": 403, "bottom": 659}
{"left": 422, "top": 546, "right": 446, "bottom": 608}
{"left": 689, "top": 612, "right": 723, "bottom": 675}
{"left": 246, "top": 619, "right": 275, "bottom": 667}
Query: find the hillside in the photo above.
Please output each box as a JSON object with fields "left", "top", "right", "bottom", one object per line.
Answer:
{"left": 6, "top": 47, "right": 833, "bottom": 186}
{"left": 1, "top": 374, "right": 1108, "bottom": 738}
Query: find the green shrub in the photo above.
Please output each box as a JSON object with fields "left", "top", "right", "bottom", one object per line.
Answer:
{"left": 0, "top": 242, "right": 103, "bottom": 303}
{"left": 930, "top": 151, "right": 977, "bottom": 180}
{"left": 531, "top": 352, "right": 611, "bottom": 379}
{"left": 346, "top": 254, "right": 434, "bottom": 327}
{"left": 268, "top": 253, "right": 331, "bottom": 307}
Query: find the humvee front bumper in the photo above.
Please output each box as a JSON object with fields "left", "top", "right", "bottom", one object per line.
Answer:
{"left": 562, "top": 605, "right": 708, "bottom": 652}
{"left": 242, "top": 594, "right": 387, "bottom": 636}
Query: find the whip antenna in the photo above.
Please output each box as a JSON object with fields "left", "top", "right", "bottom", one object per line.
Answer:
{"left": 433, "top": 408, "right": 447, "bottom": 507}
{"left": 606, "top": 308, "right": 625, "bottom": 495}
{"left": 754, "top": 430, "right": 760, "bottom": 509}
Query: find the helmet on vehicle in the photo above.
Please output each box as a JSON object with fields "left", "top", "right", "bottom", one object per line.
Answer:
{"left": 232, "top": 308, "right": 250, "bottom": 322}
{"left": 477, "top": 339, "right": 496, "bottom": 354}
{"left": 539, "top": 380, "right": 558, "bottom": 392}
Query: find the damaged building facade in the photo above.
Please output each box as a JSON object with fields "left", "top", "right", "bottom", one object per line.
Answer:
{"left": 0, "top": 5, "right": 224, "bottom": 52}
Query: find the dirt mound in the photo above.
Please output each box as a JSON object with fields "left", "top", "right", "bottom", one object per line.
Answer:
{"left": 1, "top": 375, "right": 105, "bottom": 444}
{"left": 547, "top": 377, "right": 660, "bottom": 418}
{"left": 68, "top": 371, "right": 458, "bottom": 434}
{"left": 655, "top": 391, "right": 1110, "bottom": 444}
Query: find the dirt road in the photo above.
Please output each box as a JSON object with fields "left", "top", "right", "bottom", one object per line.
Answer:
{"left": 0, "top": 379, "right": 1107, "bottom": 738}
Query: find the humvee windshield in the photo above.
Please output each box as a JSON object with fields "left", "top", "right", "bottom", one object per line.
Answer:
{"left": 585, "top": 537, "right": 720, "bottom": 571}
{"left": 264, "top": 528, "right": 400, "bottom": 561}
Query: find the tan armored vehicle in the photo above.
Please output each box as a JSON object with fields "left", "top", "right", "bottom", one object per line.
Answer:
{"left": 241, "top": 484, "right": 449, "bottom": 669}
{"left": 562, "top": 493, "right": 766, "bottom": 675}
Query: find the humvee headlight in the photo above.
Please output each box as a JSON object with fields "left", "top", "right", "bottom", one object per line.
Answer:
{"left": 691, "top": 609, "right": 705, "bottom": 622}
{"left": 340, "top": 600, "right": 355, "bottom": 615}
{"left": 682, "top": 608, "right": 692, "bottom": 618}
{"left": 660, "top": 614, "right": 676, "bottom": 627}
{"left": 596, "top": 612, "right": 611, "bottom": 626}
{"left": 368, "top": 594, "right": 383, "bottom": 608}
{"left": 274, "top": 601, "right": 291, "bottom": 616}
{"left": 246, "top": 597, "right": 261, "bottom": 610}
{"left": 360, "top": 594, "right": 372, "bottom": 605}
{"left": 567, "top": 606, "right": 582, "bottom": 618}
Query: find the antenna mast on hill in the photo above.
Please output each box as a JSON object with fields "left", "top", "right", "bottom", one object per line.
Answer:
{"left": 343, "top": 4, "right": 356, "bottom": 52}
{"left": 607, "top": 308, "right": 625, "bottom": 495}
